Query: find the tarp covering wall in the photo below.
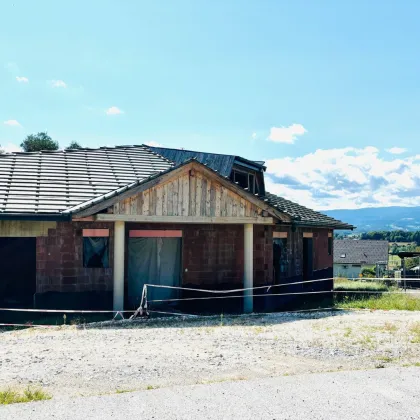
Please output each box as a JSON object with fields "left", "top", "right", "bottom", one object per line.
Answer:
{"left": 127, "top": 237, "right": 181, "bottom": 308}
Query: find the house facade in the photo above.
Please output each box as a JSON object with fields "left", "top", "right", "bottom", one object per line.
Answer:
{"left": 0, "top": 146, "right": 353, "bottom": 313}
{"left": 333, "top": 239, "right": 389, "bottom": 278}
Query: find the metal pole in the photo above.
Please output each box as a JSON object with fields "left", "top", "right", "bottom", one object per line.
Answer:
{"left": 402, "top": 257, "right": 406, "bottom": 292}
{"left": 243, "top": 223, "right": 253, "bottom": 313}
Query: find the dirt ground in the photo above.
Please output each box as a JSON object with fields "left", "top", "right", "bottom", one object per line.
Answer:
{"left": 1, "top": 310, "right": 419, "bottom": 398}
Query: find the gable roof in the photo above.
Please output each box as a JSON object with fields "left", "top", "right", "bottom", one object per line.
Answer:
{"left": 334, "top": 240, "right": 389, "bottom": 264}
{"left": 147, "top": 146, "right": 353, "bottom": 230}
{"left": 0, "top": 145, "right": 172, "bottom": 218}
{"left": 0, "top": 144, "right": 354, "bottom": 229}
{"left": 147, "top": 146, "right": 265, "bottom": 177}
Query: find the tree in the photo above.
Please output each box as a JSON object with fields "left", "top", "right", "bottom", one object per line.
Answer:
{"left": 66, "top": 141, "right": 82, "bottom": 150}
{"left": 20, "top": 132, "right": 59, "bottom": 152}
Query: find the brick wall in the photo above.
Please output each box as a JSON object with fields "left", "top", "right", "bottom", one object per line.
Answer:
{"left": 35, "top": 221, "right": 332, "bottom": 296}
{"left": 36, "top": 221, "right": 114, "bottom": 294}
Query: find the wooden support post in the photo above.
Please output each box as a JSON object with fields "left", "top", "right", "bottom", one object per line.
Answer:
{"left": 244, "top": 223, "right": 253, "bottom": 313}
{"left": 113, "top": 220, "right": 125, "bottom": 311}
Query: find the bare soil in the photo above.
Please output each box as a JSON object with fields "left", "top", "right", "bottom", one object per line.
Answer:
{"left": 1, "top": 310, "right": 419, "bottom": 398}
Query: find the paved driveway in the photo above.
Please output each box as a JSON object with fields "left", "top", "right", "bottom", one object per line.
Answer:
{"left": 2, "top": 367, "right": 419, "bottom": 419}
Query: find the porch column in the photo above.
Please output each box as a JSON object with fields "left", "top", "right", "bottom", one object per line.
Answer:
{"left": 244, "top": 223, "right": 253, "bottom": 313}
{"left": 113, "top": 220, "right": 125, "bottom": 311}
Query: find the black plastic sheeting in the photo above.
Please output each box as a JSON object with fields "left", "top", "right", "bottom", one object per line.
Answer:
{"left": 83, "top": 237, "right": 109, "bottom": 268}
{"left": 127, "top": 237, "right": 182, "bottom": 309}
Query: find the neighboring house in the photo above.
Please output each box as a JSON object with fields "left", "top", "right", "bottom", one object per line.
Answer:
{"left": 0, "top": 145, "right": 353, "bottom": 312}
{"left": 333, "top": 240, "right": 389, "bottom": 278}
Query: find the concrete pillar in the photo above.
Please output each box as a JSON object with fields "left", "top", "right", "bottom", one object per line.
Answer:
{"left": 113, "top": 220, "right": 125, "bottom": 311}
{"left": 244, "top": 223, "right": 253, "bottom": 313}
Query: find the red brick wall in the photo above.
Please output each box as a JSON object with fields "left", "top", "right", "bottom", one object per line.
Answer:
{"left": 35, "top": 221, "right": 331, "bottom": 294}
{"left": 273, "top": 226, "right": 333, "bottom": 277}
{"left": 313, "top": 229, "right": 333, "bottom": 270}
{"left": 126, "top": 223, "right": 245, "bottom": 288}
{"left": 36, "top": 221, "right": 114, "bottom": 294}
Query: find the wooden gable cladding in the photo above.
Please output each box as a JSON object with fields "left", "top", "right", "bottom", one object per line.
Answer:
{"left": 113, "top": 168, "right": 263, "bottom": 218}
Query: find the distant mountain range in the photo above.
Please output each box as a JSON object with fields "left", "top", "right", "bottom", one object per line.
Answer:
{"left": 324, "top": 206, "right": 420, "bottom": 232}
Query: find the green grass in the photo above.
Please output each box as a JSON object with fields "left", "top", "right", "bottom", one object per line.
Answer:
{"left": 410, "top": 322, "right": 420, "bottom": 343}
{"left": 0, "top": 387, "right": 51, "bottom": 405}
{"left": 334, "top": 278, "right": 390, "bottom": 292}
{"left": 336, "top": 293, "right": 420, "bottom": 311}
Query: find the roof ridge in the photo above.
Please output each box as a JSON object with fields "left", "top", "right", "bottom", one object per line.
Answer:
{"left": 0, "top": 144, "right": 150, "bottom": 158}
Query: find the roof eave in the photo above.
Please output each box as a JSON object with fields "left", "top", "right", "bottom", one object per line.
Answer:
{"left": 0, "top": 213, "right": 71, "bottom": 221}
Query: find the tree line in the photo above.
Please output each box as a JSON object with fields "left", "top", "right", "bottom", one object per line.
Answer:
{"left": 359, "top": 231, "right": 420, "bottom": 245}
{"left": 0, "top": 132, "right": 82, "bottom": 153}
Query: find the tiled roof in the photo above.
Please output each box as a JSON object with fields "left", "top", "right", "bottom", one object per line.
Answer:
{"left": 147, "top": 146, "right": 265, "bottom": 177}
{"left": 262, "top": 192, "right": 354, "bottom": 230}
{"left": 0, "top": 145, "right": 172, "bottom": 215}
{"left": 334, "top": 240, "right": 389, "bottom": 264}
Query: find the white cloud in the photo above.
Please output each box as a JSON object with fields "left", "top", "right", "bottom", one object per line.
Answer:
{"left": 1, "top": 143, "right": 22, "bottom": 153}
{"left": 145, "top": 141, "right": 163, "bottom": 147}
{"left": 50, "top": 80, "right": 67, "bottom": 88}
{"left": 106, "top": 106, "right": 123, "bottom": 115}
{"left": 252, "top": 132, "right": 257, "bottom": 139}
{"left": 16, "top": 76, "right": 29, "bottom": 83}
{"left": 386, "top": 147, "right": 406, "bottom": 155}
{"left": 265, "top": 146, "right": 420, "bottom": 210}
{"left": 268, "top": 123, "right": 307, "bottom": 144}
{"left": 3, "top": 119, "right": 21, "bottom": 127}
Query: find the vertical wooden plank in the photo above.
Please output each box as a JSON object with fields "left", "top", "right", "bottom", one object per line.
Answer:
{"left": 195, "top": 173, "right": 202, "bottom": 216}
{"left": 177, "top": 177, "right": 183, "bottom": 216}
{"left": 232, "top": 194, "right": 238, "bottom": 217}
{"left": 142, "top": 189, "right": 150, "bottom": 215}
{"left": 156, "top": 186, "right": 163, "bottom": 216}
{"left": 189, "top": 172, "right": 196, "bottom": 216}
{"left": 130, "top": 196, "right": 137, "bottom": 215}
{"left": 245, "top": 201, "right": 250, "bottom": 217}
{"left": 215, "top": 183, "right": 221, "bottom": 216}
{"left": 210, "top": 182, "right": 216, "bottom": 216}
{"left": 206, "top": 179, "right": 211, "bottom": 216}
{"left": 136, "top": 192, "right": 143, "bottom": 215}
{"left": 220, "top": 186, "right": 227, "bottom": 216}
{"left": 226, "top": 192, "right": 233, "bottom": 216}
{"left": 201, "top": 178, "right": 207, "bottom": 216}
{"left": 172, "top": 178, "right": 179, "bottom": 216}
{"left": 239, "top": 198, "right": 246, "bottom": 217}
{"left": 182, "top": 173, "right": 189, "bottom": 216}
{"left": 167, "top": 181, "right": 174, "bottom": 216}
{"left": 162, "top": 184, "right": 168, "bottom": 216}
{"left": 114, "top": 202, "right": 120, "bottom": 214}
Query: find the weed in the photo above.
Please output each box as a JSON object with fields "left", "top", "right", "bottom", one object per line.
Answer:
{"left": 146, "top": 385, "right": 157, "bottom": 390}
{"left": 344, "top": 327, "right": 352, "bottom": 338}
{"left": 336, "top": 293, "right": 420, "bottom": 311}
{"left": 0, "top": 387, "right": 51, "bottom": 405}
{"left": 115, "top": 389, "right": 134, "bottom": 394}
{"left": 409, "top": 322, "right": 420, "bottom": 344}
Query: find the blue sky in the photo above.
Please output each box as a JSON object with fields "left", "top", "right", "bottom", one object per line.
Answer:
{"left": 1, "top": 0, "right": 419, "bottom": 210}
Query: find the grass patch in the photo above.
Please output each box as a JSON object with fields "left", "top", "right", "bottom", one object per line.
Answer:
{"left": 115, "top": 389, "right": 135, "bottom": 394}
{"left": 0, "top": 387, "right": 51, "bottom": 405}
{"left": 334, "top": 278, "right": 390, "bottom": 292}
{"left": 336, "top": 293, "right": 420, "bottom": 311}
{"left": 410, "top": 322, "right": 420, "bottom": 343}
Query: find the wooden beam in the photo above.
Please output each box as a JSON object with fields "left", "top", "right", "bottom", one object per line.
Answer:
{"left": 95, "top": 214, "right": 274, "bottom": 225}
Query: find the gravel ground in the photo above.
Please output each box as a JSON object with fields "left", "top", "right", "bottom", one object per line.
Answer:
{"left": 1, "top": 310, "right": 419, "bottom": 398}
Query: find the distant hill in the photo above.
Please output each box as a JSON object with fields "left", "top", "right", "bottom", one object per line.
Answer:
{"left": 323, "top": 206, "right": 420, "bottom": 232}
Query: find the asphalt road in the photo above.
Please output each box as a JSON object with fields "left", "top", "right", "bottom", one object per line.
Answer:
{"left": 2, "top": 367, "right": 420, "bottom": 420}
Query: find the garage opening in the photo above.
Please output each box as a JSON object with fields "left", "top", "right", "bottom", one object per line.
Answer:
{"left": 127, "top": 231, "right": 182, "bottom": 309}
{"left": 0, "top": 238, "right": 36, "bottom": 307}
